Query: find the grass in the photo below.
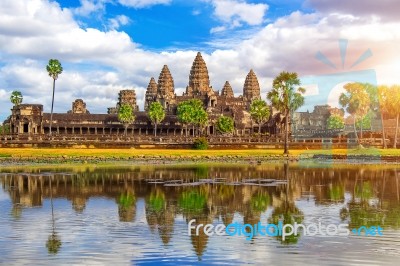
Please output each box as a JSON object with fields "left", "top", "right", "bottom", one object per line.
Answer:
{"left": 1, "top": 147, "right": 400, "bottom": 158}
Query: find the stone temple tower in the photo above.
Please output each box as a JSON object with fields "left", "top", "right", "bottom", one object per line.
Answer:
{"left": 157, "top": 65, "right": 175, "bottom": 98}
{"left": 221, "top": 81, "right": 234, "bottom": 97}
{"left": 117, "top": 90, "right": 139, "bottom": 111}
{"left": 186, "top": 52, "right": 213, "bottom": 96}
{"left": 144, "top": 77, "right": 157, "bottom": 111}
{"left": 156, "top": 65, "right": 176, "bottom": 112}
{"left": 243, "top": 69, "right": 261, "bottom": 104}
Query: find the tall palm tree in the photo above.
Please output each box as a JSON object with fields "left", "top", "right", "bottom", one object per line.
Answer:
{"left": 267, "top": 71, "right": 305, "bottom": 154}
{"left": 10, "top": 91, "right": 23, "bottom": 106}
{"left": 46, "top": 59, "right": 63, "bottom": 135}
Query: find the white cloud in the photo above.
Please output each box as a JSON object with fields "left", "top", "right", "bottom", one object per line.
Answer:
{"left": 304, "top": 0, "right": 400, "bottom": 21}
{"left": 73, "top": 0, "right": 108, "bottom": 16}
{"left": 192, "top": 9, "right": 201, "bottom": 16}
{"left": 210, "top": 26, "right": 226, "bottom": 34}
{"left": 118, "top": 0, "right": 171, "bottom": 8}
{"left": 208, "top": 0, "right": 268, "bottom": 33}
{"left": 108, "top": 15, "right": 131, "bottom": 30}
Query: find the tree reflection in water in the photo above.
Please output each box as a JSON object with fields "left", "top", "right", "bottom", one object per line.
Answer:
{"left": 46, "top": 175, "right": 61, "bottom": 255}
{"left": 2, "top": 164, "right": 400, "bottom": 258}
{"left": 269, "top": 162, "right": 303, "bottom": 244}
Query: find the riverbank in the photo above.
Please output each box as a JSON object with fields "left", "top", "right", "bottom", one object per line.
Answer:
{"left": 0, "top": 147, "right": 400, "bottom": 166}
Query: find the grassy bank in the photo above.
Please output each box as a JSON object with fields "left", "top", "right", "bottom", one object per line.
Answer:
{"left": 1, "top": 147, "right": 400, "bottom": 159}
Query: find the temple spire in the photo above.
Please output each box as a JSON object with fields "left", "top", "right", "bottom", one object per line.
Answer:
{"left": 187, "top": 52, "right": 212, "bottom": 95}
{"left": 243, "top": 69, "right": 261, "bottom": 102}
{"left": 221, "top": 81, "right": 234, "bottom": 97}
{"left": 157, "top": 65, "right": 175, "bottom": 97}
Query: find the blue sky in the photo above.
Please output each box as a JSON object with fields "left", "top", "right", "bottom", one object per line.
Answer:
{"left": 1, "top": 0, "right": 400, "bottom": 121}
{"left": 56, "top": 0, "right": 309, "bottom": 50}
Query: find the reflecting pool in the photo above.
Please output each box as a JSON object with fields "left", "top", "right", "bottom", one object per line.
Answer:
{"left": 1, "top": 163, "right": 400, "bottom": 265}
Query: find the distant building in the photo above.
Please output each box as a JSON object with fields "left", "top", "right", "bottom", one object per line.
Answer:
{"left": 292, "top": 105, "right": 345, "bottom": 138}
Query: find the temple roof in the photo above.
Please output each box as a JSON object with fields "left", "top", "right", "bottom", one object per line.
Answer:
{"left": 243, "top": 69, "right": 261, "bottom": 101}
{"left": 146, "top": 77, "right": 157, "bottom": 94}
{"left": 221, "top": 81, "right": 234, "bottom": 97}
{"left": 157, "top": 65, "right": 174, "bottom": 97}
{"left": 188, "top": 52, "right": 211, "bottom": 94}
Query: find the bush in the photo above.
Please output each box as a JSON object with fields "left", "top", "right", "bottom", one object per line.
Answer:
{"left": 193, "top": 137, "right": 208, "bottom": 150}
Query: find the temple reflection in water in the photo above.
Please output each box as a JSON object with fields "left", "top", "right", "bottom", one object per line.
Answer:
{"left": 2, "top": 164, "right": 400, "bottom": 258}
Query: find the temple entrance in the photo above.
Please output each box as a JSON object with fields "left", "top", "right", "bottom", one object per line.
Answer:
{"left": 23, "top": 122, "right": 29, "bottom": 133}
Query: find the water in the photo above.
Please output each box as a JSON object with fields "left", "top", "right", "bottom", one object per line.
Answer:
{"left": 1, "top": 163, "right": 400, "bottom": 265}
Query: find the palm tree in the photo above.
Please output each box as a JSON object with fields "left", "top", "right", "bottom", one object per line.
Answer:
{"left": 267, "top": 71, "right": 305, "bottom": 154}
{"left": 10, "top": 91, "right": 23, "bottom": 106}
{"left": 339, "top": 83, "right": 370, "bottom": 146}
{"left": 118, "top": 104, "right": 135, "bottom": 135}
{"left": 46, "top": 59, "right": 63, "bottom": 135}
{"left": 148, "top": 101, "right": 166, "bottom": 137}
{"left": 249, "top": 99, "right": 271, "bottom": 135}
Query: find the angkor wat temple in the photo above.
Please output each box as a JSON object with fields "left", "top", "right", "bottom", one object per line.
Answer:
{"left": 6, "top": 52, "right": 283, "bottom": 138}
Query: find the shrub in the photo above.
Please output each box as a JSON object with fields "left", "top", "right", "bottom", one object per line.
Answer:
{"left": 193, "top": 137, "right": 208, "bottom": 150}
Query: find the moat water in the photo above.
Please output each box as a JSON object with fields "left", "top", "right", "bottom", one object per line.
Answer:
{"left": 1, "top": 163, "right": 400, "bottom": 265}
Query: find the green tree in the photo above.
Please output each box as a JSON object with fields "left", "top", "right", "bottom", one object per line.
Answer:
{"left": 148, "top": 101, "right": 165, "bottom": 137}
{"left": 356, "top": 112, "right": 372, "bottom": 130}
{"left": 249, "top": 99, "right": 271, "bottom": 134}
{"left": 177, "top": 101, "right": 193, "bottom": 136}
{"left": 118, "top": 104, "right": 135, "bottom": 135}
{"left": 267, "top": 71, "right": 305, "bottom": 154}
{"left": 10, "top": 91, "right": 23, "bottom": 106}
{"left": 0, "top": 124, "right": 10, "bottom": 134}
{"left": 216, "top": 115, "right": 234, "bottom": 134}
{"left": 327, "top": 114, "right": 345, "bottom": 130}
{"left": 339, "top": 83, "right": 370, "bottom": 145}
{"left": 177, "top": 99, "right": 208, "bottom": 137}
{"left": 46, "top": 59, "right": 63, "bottom": 135}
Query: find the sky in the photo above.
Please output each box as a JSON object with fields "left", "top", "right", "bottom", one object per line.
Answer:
{"left": 1, "top": 0, "right": 400, "bottom": 121}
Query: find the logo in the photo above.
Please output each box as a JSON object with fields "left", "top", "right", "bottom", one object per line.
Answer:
{"left": 188, "top": 219, "right": 383, "bottom": 241}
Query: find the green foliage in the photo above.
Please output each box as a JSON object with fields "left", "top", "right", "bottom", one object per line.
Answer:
{"left": 178, "top": 189, "right": 207, "bottom": 214}
{"left": 118, "top": 191, "right": 136, "bottom": 208}
{"left": 10, "top": 91, "right": 23, "bottom": 106}
{"left": 148, "top": 190, "right": 165, "bottom": 212}
{"left": 46, "top": 59, "right": 63, "bottom": 80}
{"left": 46, "top": 233, "right": 61, "bottom": 254}
{"left": 193, "top": 137, "right": 208, "bottom": 150}
{"left": 194, "top": 165, "right": 209, "bottom": 178}
{"left": 148, "top": 101, "right": 165, "bottom": 136}
{"left": 267, "top": 71, "right": 305, "bottom": 154}
{"left": 328, "top": 184, "right": 344, "bottom": 201}
{"left": 250, "top": 193, "right": 270, "bottom": 212}
{"left": 118, "top": 104, "right": 135, "bottom": 132}
{"left": 177, "top": 99, "right": 208, "bottom": 135}
{"left": 249, "top": 99, "right": 270, "bottom": 130}
{"left": 327, "top": 114, "right": 345, "bottom": 130}
{"left": 355, "top": 181, "right": 373, "bottom": 199}
{"left": 0, "top": 124, "right": 10, "bottom": 134}
{"left": 267, "top": 71, "right": 305, "bottom": 114}
{"left": 356, "top": 112, "right": 372, "bottom": 130}
{"left": 269, "top": 203, "right": 304, "bottom": 245}
{"left": 216, "top": 115, "right": 234, "bottom": 134}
